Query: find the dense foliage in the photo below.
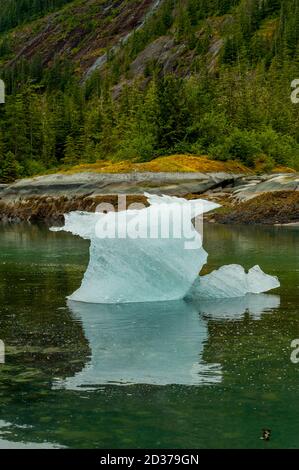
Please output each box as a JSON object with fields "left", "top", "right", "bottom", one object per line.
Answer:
{"left": 0, "top": 0, "right": 299, "bottom": 181}
{"left": 0, "top": 0, "right": 74, "bottom": 32}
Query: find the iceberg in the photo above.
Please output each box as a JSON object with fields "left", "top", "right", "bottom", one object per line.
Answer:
{"left": 51, "top": 194, "right": 280, "bottom": 303}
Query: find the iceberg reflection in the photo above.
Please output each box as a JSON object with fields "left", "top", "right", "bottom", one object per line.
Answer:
{"left": 192, "top": 293, "right": 280, "bottom": 320}
{"left": 54, "top": 294, "right": 280, "bottom": 389}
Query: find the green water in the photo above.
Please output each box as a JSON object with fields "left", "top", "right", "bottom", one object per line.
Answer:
{"left": 0, "top": 223, "right": 298, "bottom": 449}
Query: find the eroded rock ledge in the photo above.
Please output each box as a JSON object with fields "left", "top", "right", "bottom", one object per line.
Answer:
{"left": 0, "top": 171, "right": 298, "bottom": 224}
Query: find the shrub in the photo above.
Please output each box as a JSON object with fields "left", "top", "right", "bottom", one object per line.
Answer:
{"left": 0, "top": 151, "right": 22, "bottom": 182}
{"left": 188, "top": 112, "right": 230, "bottom": 150}
{"left": 209, "top": 127, "right": 299, "bottom": 169}
{"left": 253, "top": 153, "right": 275, "bottom": 173}
{"left": 24, "top": 159, "right": 47, "bottom": 176}
{"left": 209, "top": 129, "right": 261, "bottom": 166}
{"left": 257, "top": 128, "right": 299, "bottom": 167}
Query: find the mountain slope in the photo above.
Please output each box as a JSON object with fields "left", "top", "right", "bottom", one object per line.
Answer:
{"left": 0, "top": 0, "right": 164, "bottom": 75}
{"left": 0, "top": 0, "right": 299, "bottom": 181}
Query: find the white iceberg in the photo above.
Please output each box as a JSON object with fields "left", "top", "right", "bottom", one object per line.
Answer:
{"left": 187, "top": 264, "right": 280, "bottom": 300}
{"left": 51, "top": 194, "right": 280, "bottom": 303}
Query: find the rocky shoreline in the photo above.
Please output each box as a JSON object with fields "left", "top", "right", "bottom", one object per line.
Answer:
{"left": 0, "top": 171, "right": 298, "bottom": 225}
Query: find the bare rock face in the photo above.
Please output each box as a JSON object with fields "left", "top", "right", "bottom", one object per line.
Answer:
{"left": 130, "top": 36, "right": 185, "bottom": 76}
{"left": 0, "top": 171, "right": 243, "bottom": 202}
{"left": 232, "top": 174, "right": 299, "bottom": 201}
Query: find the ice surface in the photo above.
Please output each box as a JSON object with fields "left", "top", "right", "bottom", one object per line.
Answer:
{"left": 51, "top": 194, "right": 280, "bottom": 303}
{"left": 51, "top": 195, "right": 219, "bottom": 303}
{"left": 187, "top": 264, "right": 280, "bottom": 300}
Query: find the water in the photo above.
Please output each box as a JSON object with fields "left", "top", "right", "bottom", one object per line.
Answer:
{"left": 0, "top": 222, "right": 298, "bottom": 448}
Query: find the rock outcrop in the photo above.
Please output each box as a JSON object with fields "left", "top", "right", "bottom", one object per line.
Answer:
{"left": 0, "top": 172, "right": 298, "bottom": 224}
{"left": 232, "top": 174, "right": 299, "bottom": 201}
{"left": 0, "top": 171, "right": 243, "bottom": 200}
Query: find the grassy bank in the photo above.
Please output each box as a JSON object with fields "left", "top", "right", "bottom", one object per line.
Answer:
{"left": 52, "top": 155, "right": 296, "bottom": 176}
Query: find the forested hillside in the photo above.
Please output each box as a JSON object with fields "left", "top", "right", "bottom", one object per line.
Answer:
{"left": 0, "top": 0, "right": 74, "bottom": 32}
{"left": 0, "top": 0, "right": 299, "bottom": 181}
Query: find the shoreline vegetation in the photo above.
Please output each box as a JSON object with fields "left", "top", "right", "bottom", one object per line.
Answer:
{"left": 40, "top": 154, "right": 296, "bottom": 176}
{"left": 50, "top": 155, "right": 251, "bottom": 175}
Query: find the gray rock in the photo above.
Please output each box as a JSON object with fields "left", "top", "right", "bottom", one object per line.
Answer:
{"left": 232, "top": 174, "right": 299, "bottom": 201}
{"left": 0, "top": 171, "right": 244, "bottom": 202}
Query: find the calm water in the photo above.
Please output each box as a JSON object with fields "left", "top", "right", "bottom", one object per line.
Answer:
{"left": 0, "top": 222, "right": 298, "bottom": 449}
